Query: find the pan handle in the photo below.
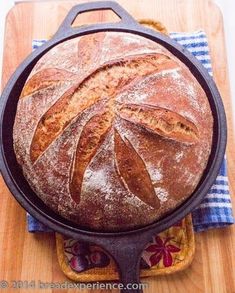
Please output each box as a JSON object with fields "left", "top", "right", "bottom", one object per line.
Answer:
{"left": 96, "top": 233, "right": 152, "bottom": 293}
{"left": 54, "top": 1, "right": 138, "bottom": 38}
{"left": 112, "top": 246, "right": 144, "bottom": 293}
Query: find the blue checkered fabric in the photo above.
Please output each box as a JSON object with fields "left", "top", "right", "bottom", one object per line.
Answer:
{"left": 27, "top": 31, "right": 234, "bottom": 233}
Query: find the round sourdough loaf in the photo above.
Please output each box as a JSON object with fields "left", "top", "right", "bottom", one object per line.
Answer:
{"left": 13, "top": 32, "right": 213, "bottom": 231}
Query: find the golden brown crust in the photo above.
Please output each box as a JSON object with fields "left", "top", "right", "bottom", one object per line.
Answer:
{"left": 70, "top": 109, "right": 113, "bottom": 204}
{"left": 20, "top": 68, "right": 78, "bottom": 99}
{"left": 114, "top": 129, "right": 160, "bottom": 209}
{"left": 13, "top": 32, "right": 213, "bottom": 231}
{"left": 117, "top": 103, "right": 199, "bottom": 144}
{"left": 77, "top": 32, "right": 106, "bottom": 70}
{"left": 30, "top": 53, "right": 175, "bottom": 162}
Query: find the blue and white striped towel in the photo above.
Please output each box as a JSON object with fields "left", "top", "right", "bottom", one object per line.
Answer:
{"left": 28, "top": 31, "right": 234, "bottom": 233}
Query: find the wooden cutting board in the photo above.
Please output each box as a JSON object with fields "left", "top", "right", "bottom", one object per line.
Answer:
{"left": 0, "top": 1, "right": 235, "bottom": 292}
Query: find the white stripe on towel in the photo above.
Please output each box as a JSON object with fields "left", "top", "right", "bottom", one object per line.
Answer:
{"left": 216, "top": 176, "right": 228, "bottom": 181}
{"left": 175, "top": 37, "right": 207, "bottom": 45}
{"left": 195, "top": 55, "right": 211, "bottom": 61}
{"left": 210, "top": 185, "right": 230, "bottom": 191}
{"left": 206, "top": 194, "right": 231, "bottom": 199}
{"left": 170, "top": 31, "right": 206, "bottom": 37}
{"left": 186, "top": 46, "right": 209, "bottom": 53}
{"left": 201, "top": 63, "right": 212, "bottom": 69}
{"left": 196, "top": 202, "right": 232, "bottom": 209}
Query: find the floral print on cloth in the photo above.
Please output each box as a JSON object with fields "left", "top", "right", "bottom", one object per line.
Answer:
{"left": 64, "top": 240, "right": 110, "bottom": 273}
{"left": 61, "top": 216, "right": 193, "bottom": 278}
{"left": 145, "top": 236, "right": 180, "bottom": 267}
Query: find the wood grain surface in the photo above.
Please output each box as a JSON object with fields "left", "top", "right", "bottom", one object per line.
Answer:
{"left": 0, "top": 1, "right": 234, "bottom": 292}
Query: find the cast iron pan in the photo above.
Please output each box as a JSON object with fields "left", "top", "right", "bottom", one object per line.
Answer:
{"left": 0, "top": 1, "right": 227, "bottom": 292}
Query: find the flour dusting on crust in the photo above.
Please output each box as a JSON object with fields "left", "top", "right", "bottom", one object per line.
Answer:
{"left": 13, "top": 31, "right": 213, "bottom": 231}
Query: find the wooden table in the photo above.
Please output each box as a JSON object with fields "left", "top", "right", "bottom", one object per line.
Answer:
{"left": 0, "top": 1, "right": 234, "bottom": 292}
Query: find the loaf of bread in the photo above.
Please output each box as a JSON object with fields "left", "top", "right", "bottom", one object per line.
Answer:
{"left": 13, "top": 32, "right": 213, "bottom": 231}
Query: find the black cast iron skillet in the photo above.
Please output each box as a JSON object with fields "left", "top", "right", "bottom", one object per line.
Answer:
{"left": 0, "top": 1, "right": 227, "bottom": 292}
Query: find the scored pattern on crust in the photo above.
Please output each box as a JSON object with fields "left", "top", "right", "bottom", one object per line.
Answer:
{"left": 114, "top": 129, "right": 160, "bottom": 209}
{"left": 29, "top": 53, "right": 177, "bottom": 163}
{"left": 69, "top": 109, "right": 113, "bottom": 204}
{"left": 21, "top": 37, "right": 200, "bottom": 209}
{"left": 117, "top": 103, "right": 199, "bottom": 144}
{"left": 20, "top": 68, "right": 79, "bottom": 99}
